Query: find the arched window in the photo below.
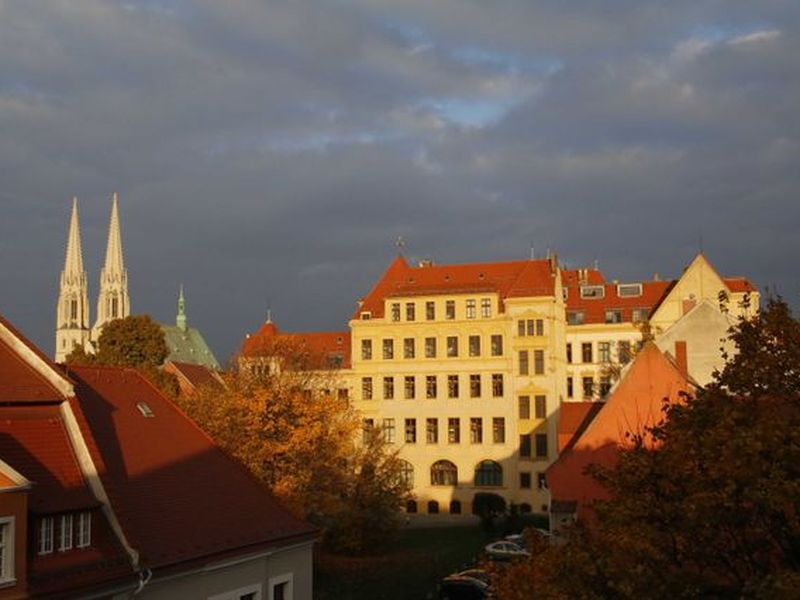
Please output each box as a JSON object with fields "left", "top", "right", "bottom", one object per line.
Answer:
{"left": 449, "top": 500, "right": 462, "bottom": 515}
{"left": 474, "top": 460, "right": 503, "bottom": 487}
{"left": 427, "top": 500, "right": 439, "bottom": 514}
{"left": 431, "top": 460, "right": 458, "bottom": 486}
{"left": 406, "top": 500, "right": 417, "bottom": 514}
{"left": 398, "top": 460, "right": 414, "bottom": 488}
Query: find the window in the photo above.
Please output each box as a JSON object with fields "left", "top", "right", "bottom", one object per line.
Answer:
{"left": 600, "top": 376, "right": 612, "bottom": 397}
{"left": 526, "top": 319, "right": 535, "bottom": 336}
{"left": 468, "top": 335, "right": 481, "bottom": 357}
{"left": 534, "top": 350, "right": 545, "bottom": 375}
{"left": 580, "top": 285, "right": 605, "bottom": 299}
{"left": 492, "top": 374, "right": 503, "bottom": 397}
{"left": 406, "top": 302, "right": 416, "bottom": 321}
{"left": 361, "top": 339, "right": 372, "bottom": 360}
{"left": 447, "top": 375, "right": 458, "bottom": 398}
{"left": 383, "top": 339, "right": 394, "bottom": 360}
{"left": 520, "top": 472, "right": 532, "bottom": 489}
{"left": 517, "top": 320, "right": 526, "bottom": 337}
{"left": 404, "top": 376, "right": 415, "bottom": 400}
{"left": 445, "top": 300, "right": 455, "bottom": 320}
{"left": 581, "top": 342, "right": 593, "bottom": 363}
{"left": 519, "top": 396, "right": 530, "bottom": 419}
{"left": 466, "top": 299, "right": 476, "bottom": 319}
{"left": 493, "top": 417, "right": 505, "bottom": 443}
{"left": 362, "top": 419, "right": 374, "bottom": 443}
{"left": 566, "top": 343, "right": 573, "bottom": 363}
{"left": 60, "top": 514, "right": 73, "bottom": 551}
{"left": 406, "top": 500, "right": 418, "bottom": 514}
{"left": 425, "top": 337, "right": 437, "bottom": 358}
{"left": 391, "top": 303, "right": 400, "bottom": 322}
{"left": 383, "top": 376, "right": 394, "bottom": 400}
{"left": 210, "top": 583, "right": 265, "bottom": 600}
{"left": 399, "top": 460, "right": 414, "bottom": 486}
{"left": 469, "top": 374, "right": 481, "bottom": 398}
{"left": 537, "top": 473, "right": 547, "bottom": 489}
{"left": 490, "top": 335, "right": 503, "bottom": 356}
{"left": 583, "top": 377, "right": 594, "bottom": 398}
{"left": 38, "top": 517, "right": 54, "bottom": 555}
{"left": 405, "top": 419, "right": 417, "bottom": 444}
{"left": 428, "top": 500, "right": 440, "bottom": 514}
{"left": 567, "top": 376, "right": 574, "bottom": 398}
{"left": 448, "top": 418, "right": 460, "bottom": 443}
{"left": 382, "top": 419, "right": 396, "bottom": 443}
{"left": 426, "top": 301, "right": 435, "bottom": 320}
{"left": 481, "top": 298, "right": 491, "bottom": 318}
{"left": 360, "top": 311, "right": 372, "bottom": 320}
{"left": 0, "top": 517, "right": 15, "bottom": 584}
{"left": 338, "top": 388, "right": 349, "bottom": 401}
{"left": 599, "top": 342, "right": 611, "bottom": 363}
{"left": 520, "top": 434, "right": 532, "bottom": 458}
{"left": 619, "top": 341, "right": 632, "bottom": 364}
{"left": 475, "top": 460, "right": 502, "bottom": 487}
{"left": 632, "top": 308, "right": 649, "bottom": 323}
{"left": 536, "top": 319, "right": 544, "bottom": 336}
{"left": 447, "top": 336, "right": 459, "bottom": 357}
{"left": 470, "top": 418, "right": 483, "bottom": 444}
{"left": 269, "top": 574, "right": 292, "bottom": 600}
{"left": 518, "top": 350, "right": 529, "bottom": 375}
{"left": 426, "top": 375, "right": 437, "bottom": 399}
{"left": 76, "top": 512, "right": 91, "bottom": 549}
{"left": 449, "top": 500, "right": 462, "bottom": 515}
{"left": 534, "top": 395, "right": 546, "bottom": 419}
{"left": 431, "top": 460, "right": 458, "bottom": 485}
{"left": 567, "top": 311, "right": 585, "bottom": 325}
{"left": 426, "top": 418, "right": 438, "bottom": 444}
{"left": 362, "top": 377, "right": 373, "bottom": 400}
{"left": 605, "top": 309, "right": 623, "bottom": 324}
{"left": 404, "top": 337, "right": 415, "bottom": 359}
{"left": 535, "top": 434, "right": 548, "bottom": 458}
{"left": 617, "top": 283, "right": 643, "bottom": 297}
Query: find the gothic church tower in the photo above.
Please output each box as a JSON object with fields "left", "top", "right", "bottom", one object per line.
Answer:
{"left": 92, "top": 192, "right": 130, "bottom": 340}
{"left": 55, "top": 198, "right": 91, "bottom": 362}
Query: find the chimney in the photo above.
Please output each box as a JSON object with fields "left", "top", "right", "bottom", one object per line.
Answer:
{"left": 548, "top": 252, "right": 558, "bottom": 274}
{"left": 674, "top": 341, "right": 688, "bottom": 379}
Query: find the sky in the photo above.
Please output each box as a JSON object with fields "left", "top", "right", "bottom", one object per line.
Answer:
{"left": 1, "top": 0, "right": 799, "bottom": 364}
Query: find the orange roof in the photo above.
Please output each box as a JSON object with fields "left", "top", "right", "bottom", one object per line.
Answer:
{"left": 564, "top": 280, "right": 674, "bottom": 324}
{"left": 547, "top": 343, "right": 693, "bottom": 521}
{"left": 242, "top": 321, "right": 351, "bottom": 368}
{"left": 557, "top": 402, "right": 603, "bottom": 452}
{"left": 165, "top": 361, "right": 223, "bottom": 393}
{"left": 355, "top": 256, "right": 557, "bottom": 319}
{"left": 724, "top": 277, "right": 757, "bottom": 293}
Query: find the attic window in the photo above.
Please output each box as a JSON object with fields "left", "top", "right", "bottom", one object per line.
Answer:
{"left": 336, "top": 337, "right": 343, "bottom": 344}
{"left": 360, "top": 311, "right": 372, "bottom": 320}
{"left": 478, "top": 273, "right": 485, "bottom": 280}
{"left": 580, "top": 285, "right": 605, "bottom": 299}
{"left": 408, "top": 277, "right": 415, "bottom": 283}
{"left": 617, "top": 283, "right": 643, "bottom": 298}
{"left": 136, "top": 402, "right": 155, "bottom": 418}
{"left": 444, "top": 274, "right": 451, "bottom": 281}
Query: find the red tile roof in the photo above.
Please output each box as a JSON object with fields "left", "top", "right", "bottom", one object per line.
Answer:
{"left": 0, "top": 332, "right": 65, "bottom": 402}
{"left": 242, "top": 321, "right": 351, "bottom": 368}
{"left": 355, "top": 256, "right": 557, "bottom": 319}
{"left": 564, "top": 280, "right": 674, "bottom": 324}
{"left": 69, "top": 366, "right": 317, "bottom": 570}
{"left": 724, "top": 277, "right": 757, "bottom": 293}
{"left": 164, "top": 361, "right": 223, "bottom": 393}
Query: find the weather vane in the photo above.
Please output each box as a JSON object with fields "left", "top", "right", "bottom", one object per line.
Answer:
{"left": 396, "top": 235, "right": 406, "bottom": 254}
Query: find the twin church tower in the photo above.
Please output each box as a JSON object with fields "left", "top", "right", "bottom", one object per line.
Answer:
{"left": 55, "top": 193, "right": 130, "bottom": 362}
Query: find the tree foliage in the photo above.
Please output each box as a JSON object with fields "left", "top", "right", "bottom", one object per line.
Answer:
{"left": 65, "top": 315, "right": 178, "bottom": 397}
{"left": 178, "top": 340, "right": 411, "bottom": 554}
{"left": 494, "top": 296, "right": 800, "bottom": 598}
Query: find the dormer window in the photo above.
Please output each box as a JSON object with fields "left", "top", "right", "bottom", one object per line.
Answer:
{"left": 617, "top": 283, "right": 643, "bottom": 298}
{"left": 580, "top": 285, "right": 605, "bottom": 299}
{"left": 76, "top": 511, "right": 91, "bottom": 548}
{"left": 605, "top": 309, "right": 623, "bottom": 324}
{"left": 562, "top": 287, "right": 568, "bottom": 300}
{"left": 360, "top": 311, "right": 372, "bottom": 320}
{"left": 391, "top": 303, "right": 401, "bottom": 322}
{"left": 567, "top": 311, "right": 585, "bottom": 325}
{"left": 37, "top": 517, "right": 54, "bottom": 555}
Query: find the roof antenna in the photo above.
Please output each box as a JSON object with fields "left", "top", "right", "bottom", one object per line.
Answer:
{"left": 530, "top": 244, "right": 535, "bottom": 260}
{"left": 593, "top": 258, "right": 599, "bottom": 271}
{"left": 266, "top": 307, "right": 272, "bottom": 323}
{"left": 395, "top": 235, "right": 406, "bottom": 255}
{"left": 698, "top": 230, "right": 704, "bottom": 255}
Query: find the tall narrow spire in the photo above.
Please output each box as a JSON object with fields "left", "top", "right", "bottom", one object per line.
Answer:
{"left": 94, "top": 192, "right": 130, "bottom": 337}
{"left": 55, "top": 197, "right": 91, "bottom": 362}
{"left": 176, "top": 284, "right": 187, "bottom": 331}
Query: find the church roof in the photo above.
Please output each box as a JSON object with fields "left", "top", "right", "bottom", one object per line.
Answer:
{"left": 162, "top": 325, "right": 221, "bottom": 370}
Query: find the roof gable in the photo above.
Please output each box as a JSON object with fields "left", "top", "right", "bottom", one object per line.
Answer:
{"left": 650, "top": 254, "right": 730, "bottom": 326}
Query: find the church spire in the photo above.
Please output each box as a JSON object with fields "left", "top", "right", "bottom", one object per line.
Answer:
{"left": 93, "top": 192, "right": 130, "bottom": 337}
{"left": 55, "top": 197, "right": 91, "bottom": 362}
{"left": 177, "top": 284, "right": 187, "bottom": 331}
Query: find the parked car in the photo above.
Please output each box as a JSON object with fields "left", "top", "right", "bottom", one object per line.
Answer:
{"left": 439, "top": 575, "right": 491, "bottom": 600}
{"left": 453, "top": 568, "right": 491, "bottom": 586}
{"left": 484, "top": 540, "right": 531, "bottom": 561}
{"left": 504, "top": 533, "right": 526, "bottom": 547}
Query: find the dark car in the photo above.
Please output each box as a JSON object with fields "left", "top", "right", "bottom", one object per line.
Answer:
{"left": 439, "top": 575, "right": 491, "bottom": 600}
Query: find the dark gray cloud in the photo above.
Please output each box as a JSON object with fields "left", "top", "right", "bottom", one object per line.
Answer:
{"left": 1, "top": 0, "right": 798, "bottom": 363}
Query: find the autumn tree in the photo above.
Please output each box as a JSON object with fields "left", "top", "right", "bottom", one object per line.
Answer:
{"left": 66, "top": 314, "right": 179, "bottom": 397}
{"left": 494, "top": 296, "right": 800, "bottom": 598}
{"left": 179, "top": 339, "right": 411, "bottom": 554}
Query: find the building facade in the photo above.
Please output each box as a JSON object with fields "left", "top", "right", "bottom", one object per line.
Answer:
{"left": 241, "top": 252, "right": 758, "bottom": 518}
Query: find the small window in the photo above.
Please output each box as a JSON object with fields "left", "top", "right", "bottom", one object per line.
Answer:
{"left": 605, "top": 309, "right": 623, "bottom": 324}
{"left": 428, "top": 500, "right": 440, "bottom": 514}
{"left": 537, "top": 473, "right": 547, "bottom": 489}
{"left": 536, "top": 319, "right": 544, "bottom": 336}
{"left": 617, "top": 283, "right": 643, "bottom": 297}
{"left": 391, "top": 303, "right": 401, "bottom": 322}
{"left": 475, "top": 460, "right": 502, "bottom": 487}
{"left": 426, "top": 418, "right": 438, "bottom": 444}
{"left": 362, "top": 377, "right": 373, "bottom": 400}
{"left": 362, "top": 419, "right": 374, "bottom": 443}
{"left": 426, "top": 375, "right": 437, "bottom": 399}
{"left": 447, "top": 375, "right": 459, "bottom": 398}
{"left": 492, "top": 417, "right": 505, "bottom": 444}
{"left": 470, "top": 418, "right": 483, "bottom": 444}
{"left": 431, "top": 460, "right": 458, "bottom": 485}
{"left": 469, "top": 335, "right": 481, "bottom": 357}
{"left": 445, "top": 300, "right": 456, "bottom": 320}
{"left": 383, "top": 376, "right": 394, "bottom": 400}
{"left": 535, "top": 434, "right": 548, "bottom": 458}
{"left": 448, "top": 418, "right": 460, "bottom": 444}
{"left": 534, "top": 395, "right": 546, "bottom": 419}
{"left": 404, "top": 338, "right": 415, "bottom": 359}
{"left": 406, "top": 499, "right": 418, "bottom": 513}
{"left": 449, "top": 500, "right": 462, "bottom": 515}
{"left": 534, "top": 350, "right": 545, "bottom": 375}
{"left": 599, "top": 342, "right": 611, "bottom": 363}
{"left": 580, "top": 285, "right": 605, "bottom": 299}
{"left": 490, "top": 334, "right": 503, "bottom": 356}
{"left": 0, "top": 517, "right": 15, "bottom": 583}
{"left": 406, "top": 302, "right": 416, "bottom": 321}
{"left": 38, "top": 517, "right": 54, "bottom": 554}
{"left": 600, "top": 376, "right": 612, "bottom": 397}
{"left": 480, "top": 298, "right": 491, "bottom": 318}
{"left": 425, "top": 337, "right": 437, "bottom": 358}
{"left": 520, "top": 472, "right": 532, "bottom": 489}
{"left": 631, "top": 308, "right": 649, "bottom": 323}
{"left": 447, "top": 336, "right": 459, "bottom": 358}
{"left": 469, "top": 375, "right": 481, "bottom": 398}
{"left": 361, "top": 339, "right": 372, "bottom": 360}
{"left": 360, "top": 311, "right": 372, "bottom": 320}
{"left": 59, "top": 514, "right": 73, "bottom": 551}
{"left": 582, "top": 377, "right": 594, "bottom": 398}
{"left": 382, "top": 418, "right": 396, "bottom": 443}
{"left": 519, "top": 350, "right": 529, "bottom": 375}
{"left": 619, "top": 341, "right": 632, "bottom": 364}
{"left": 405, "top": 419, "right": 417, "bottom": 444}
{"left": 567, "top": 311, "right": 585, "bottom": 325}
{"left": 466, "top": 299, "right": 476, "bottom": 319}
{"left": 520, "top": 434, "right": 532, "bottom": 458}
{"left": 426, "top": 301, "right": 435, "bottom": 320}
{"left": 76, "top": 511, "right": 91, "bottom": 548}
{"left": 491, "top": 374, "right": 503, "bottom": 397}
{"left": 518, "top": 396, "right": 530, "bottom": 419}
{"left": 404, "top": 376, "right": 415, "bottom": 400}
{"left": 582, "top": 342, "right": 593, "bottom": 363}
{"left": 567, "top": 376, "right": 573, "bottom": 399}
{"left": 383, "top": 339, "right": 394, "bottom": 360}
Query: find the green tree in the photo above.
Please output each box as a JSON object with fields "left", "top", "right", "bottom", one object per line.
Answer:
{"left": 494, "top": 296, "right": 800, "bottom": 598}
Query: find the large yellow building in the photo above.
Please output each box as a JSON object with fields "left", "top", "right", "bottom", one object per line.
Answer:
{"left": 242, "top": 252, "right": 757, "bottom": 517}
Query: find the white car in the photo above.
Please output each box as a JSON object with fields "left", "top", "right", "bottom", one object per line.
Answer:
{"left": 484, "top": 540, "right": 531, "bottom": 560}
